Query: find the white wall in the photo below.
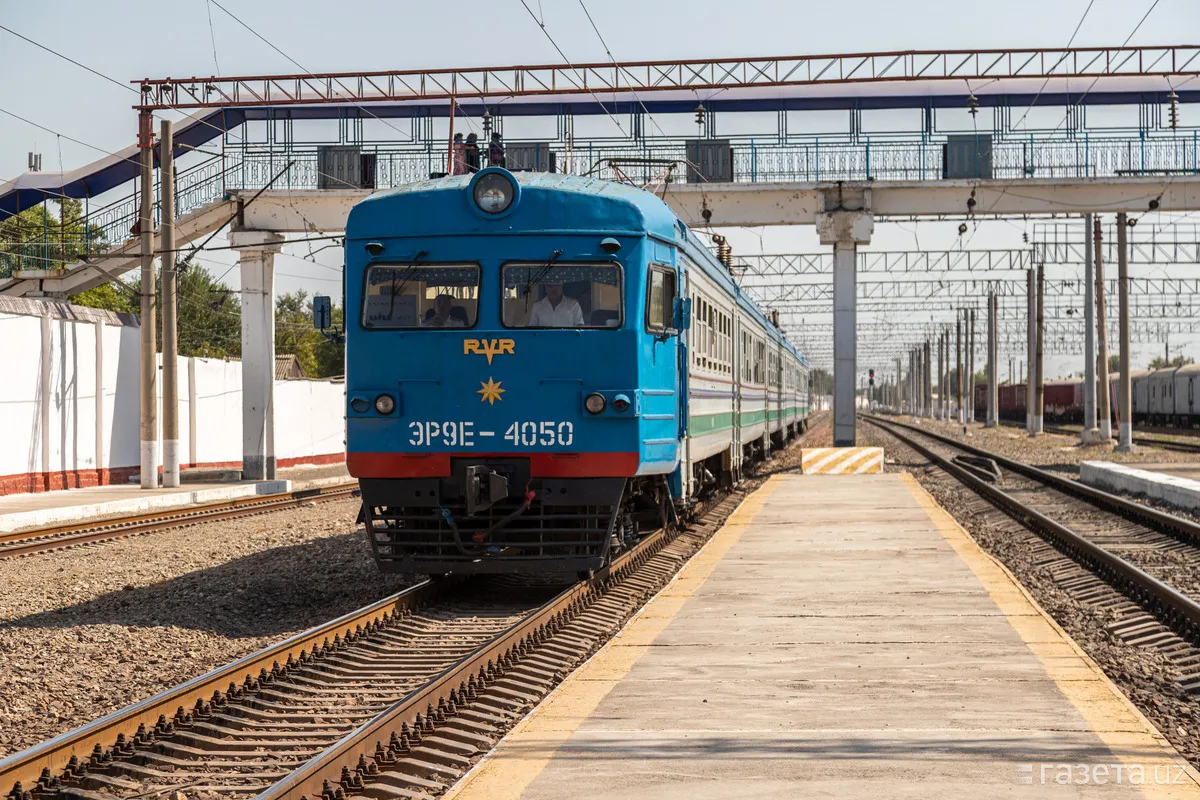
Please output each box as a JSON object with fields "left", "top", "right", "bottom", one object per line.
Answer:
{"left": 0, "top": 298, "right": 345, "bottom": 494}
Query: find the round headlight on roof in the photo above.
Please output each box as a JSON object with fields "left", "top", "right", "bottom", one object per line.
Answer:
{"left": 472, "top": 171, "right": 515, "bottom": 214}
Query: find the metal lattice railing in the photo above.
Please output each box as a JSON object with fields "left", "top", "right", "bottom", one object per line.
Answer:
{"left": 3, "top": 129, "right": 1198, "bottom": 281}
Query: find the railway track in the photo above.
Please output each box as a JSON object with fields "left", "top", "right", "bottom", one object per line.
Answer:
{"left": 0, "top": 482, "right": 361, "bottom": 560}
{"left": 997, "top": 419, "right": 1200, "bottom": 453}
{"left": 864, "top": 414, "right": 1200, "bottom": 693}
{"left": 0, "top": 486, "right": 747, "bottom": 800}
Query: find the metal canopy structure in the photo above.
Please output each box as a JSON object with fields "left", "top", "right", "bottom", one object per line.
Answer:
{"left": 133, "top": 45, "right": 1200, "bottom": 111}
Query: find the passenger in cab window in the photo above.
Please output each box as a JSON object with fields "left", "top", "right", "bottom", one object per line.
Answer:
{"left": 421, "top": 294, "right": 467, "bottom": 328}
{"left": 527, "top": 281, "right": 584, "bottom": 327}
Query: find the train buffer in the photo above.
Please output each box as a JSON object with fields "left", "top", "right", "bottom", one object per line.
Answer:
{"left": 444, "top": 473, "right": 1200, "bottom": 799}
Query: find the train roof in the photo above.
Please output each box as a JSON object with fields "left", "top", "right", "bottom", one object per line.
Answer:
{"left": 349, "top": 171, "right": 807, "bottom": 368}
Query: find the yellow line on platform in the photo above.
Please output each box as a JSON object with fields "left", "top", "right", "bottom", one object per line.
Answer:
{"left": 442, "top": 477, "right": 783, "bottom": 800}
{"left": 900, "top": 472, "right": 1200, "bottom": 798}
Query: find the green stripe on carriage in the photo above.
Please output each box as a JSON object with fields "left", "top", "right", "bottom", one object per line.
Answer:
{"left": 689, "top": 406, "right": 808, "bottom": 436}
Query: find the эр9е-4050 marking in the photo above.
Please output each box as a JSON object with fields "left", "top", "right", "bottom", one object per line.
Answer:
{"left": 316, "top": 167, "right": 809, "bottom": 576}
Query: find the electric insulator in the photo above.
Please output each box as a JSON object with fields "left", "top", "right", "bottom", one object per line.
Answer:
{"left": 958, "top": 222, "right": 968, "bottom": 235}
{"left": 967, "top": 94, "right": 979, "bottom": 116}
{"left": 1168, "top": 90, "right": 1180, "bottom": 129}
{"left": 694, "top": 104, "right": 705, "bottom": 127}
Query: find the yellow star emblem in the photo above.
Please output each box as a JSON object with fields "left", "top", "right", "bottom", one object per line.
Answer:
{"left": 477, "top": 377, "right": 505, "bottom": 405}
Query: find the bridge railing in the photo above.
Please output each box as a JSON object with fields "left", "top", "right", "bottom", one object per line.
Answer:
{"left": 1, "top": 156, "right": 232, "bottom": 278}
{"left": 4, "top": 130, "right": 1198, "bottom": 281}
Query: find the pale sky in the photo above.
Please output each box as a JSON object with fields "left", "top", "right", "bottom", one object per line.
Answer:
{"left": 2, "top": 0, "right": 1198, "bottom": 375}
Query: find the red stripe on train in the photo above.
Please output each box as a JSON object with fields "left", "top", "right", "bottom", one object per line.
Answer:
{"left": 348, "top": 452, "right": 641, "bottom": 479}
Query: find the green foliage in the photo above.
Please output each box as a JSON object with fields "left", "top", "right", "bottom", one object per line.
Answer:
{"left": 68, "top": 265, "right": 345, "bottom": 377}
{"left": 1148, "top": 354, "right": 1194, "bottom": 370}
{"left": 70, "top": 264, "right": 242, "bottom": 359}
{"left": 0, "top": 199, "right": 107, "bottom": 277}
{"left": 275, "top": 290, "right": 345, "bottom": 378}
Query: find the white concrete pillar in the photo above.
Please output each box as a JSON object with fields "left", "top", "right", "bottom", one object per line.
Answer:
{"left": 232, "top": 231, "right": 286, "bottom": 481}
{"left": 818, "top": 203, "right": 873, "bottom": 446}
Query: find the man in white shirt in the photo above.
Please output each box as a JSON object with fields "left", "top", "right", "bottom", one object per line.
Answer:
{"left": 527, "top": 281, "right": 584, "bottom": 327}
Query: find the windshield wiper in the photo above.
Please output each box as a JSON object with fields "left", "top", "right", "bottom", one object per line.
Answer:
{"left": 387, "top": 250, "right": 429, "bottom": 319}
{"left": 523, "top": 249, "right": 564, "bottom": 300}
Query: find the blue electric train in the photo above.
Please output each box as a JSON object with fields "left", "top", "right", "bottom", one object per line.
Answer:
{"left": 319, "top": 167, "right": 809, "bottom": 576}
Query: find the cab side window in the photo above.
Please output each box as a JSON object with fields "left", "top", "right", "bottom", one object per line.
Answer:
{"left": 646, "top": 266, "right": 677, "bottom": 332}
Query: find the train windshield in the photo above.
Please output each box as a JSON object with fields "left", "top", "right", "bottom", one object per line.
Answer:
{"left": 362, "top": 264, "right": 480, "bottom": 329}
{"left": 501, "top": 262, "right": 623, "bottom": 329}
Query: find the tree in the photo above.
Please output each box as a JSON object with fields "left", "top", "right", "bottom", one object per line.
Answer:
{"left": 1148, "top": 354, "right": 1193, "bottom": 370}
{"left": 0, "top": 199, "right": 107, "bottom": 277}
{"left": 69, "top": 264, "right": 243, "bottom": 359}
{"left": 275, "top": 290, "right": 345, "bottom": 378}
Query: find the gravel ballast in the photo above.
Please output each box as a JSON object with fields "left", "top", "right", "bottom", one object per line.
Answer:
{"left": 0, "top": 498, "right": 407, "bottom": 758}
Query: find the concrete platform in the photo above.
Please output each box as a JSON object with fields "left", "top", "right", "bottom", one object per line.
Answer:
{"left": 1081, "top": 460, "right": 1200, "bottom": 511}
{"left": 0, "top": 463, "right": 352, "bottom": 533}
{"left": 446, "top": 474, "right": 1200, "bottom": 799}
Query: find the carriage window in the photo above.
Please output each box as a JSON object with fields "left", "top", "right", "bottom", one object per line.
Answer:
{"left": 646, "top": 266, "right": 677, "bottom": 332}
{"left": 362, "top": 264, "right": 480, "bottom": 329}
{"left": 502, "top": 263, "right": 623, "bottom": 328}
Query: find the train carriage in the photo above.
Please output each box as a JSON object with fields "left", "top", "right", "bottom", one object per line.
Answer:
{"left": 328, "top": 168, "right": 807, "bottom": 576}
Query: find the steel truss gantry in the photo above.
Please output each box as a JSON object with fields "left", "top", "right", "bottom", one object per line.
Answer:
{"left": 133, "top": 45, "right": 1200, "bottom": 111}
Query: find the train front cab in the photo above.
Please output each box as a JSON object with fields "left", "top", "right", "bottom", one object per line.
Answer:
{"left": 339, "top": 170, "right": 688, "bottom": 576}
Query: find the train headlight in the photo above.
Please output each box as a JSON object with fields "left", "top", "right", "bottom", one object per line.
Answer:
{"left": 473, "top": 172, "right": 515, "bottom": 214}
{"left": 612, "top": 394, "right": 631, "bottom": 412}
{"left": 350, "top": 396, "right": 370, "bottom": 413}
{"left": 585, "top": 392, "right": 607, "bottom": 415}
{"left": 374, "top": 394, "right": 396, "bottom": 415}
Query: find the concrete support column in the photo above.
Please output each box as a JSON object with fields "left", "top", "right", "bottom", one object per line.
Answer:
{"left": 1081, "top": 213, "right": 1100, "bottom": 444}
{"left": 160, "top": 120, "right": 180, "bottom": 488}
{"left": 986, "top": 293, "right": 999, "bottom": 427}
{"left": 818, "top": 202, "right": 873, "bottom": 445}
{"left": 1032, "top": 262, "right": 1045, "bottom": 435}
{"left": 1116, "top": 212, "right": 1134, "bottom": 452}
{"left": 232, "top": 231, "right": 286, "bottom": 480}
{"left": 1026, "top": 270, "right": 1035, "bottom": 433}
{"left": 1095, "top": 217, "right": 1112, "bottom": 440}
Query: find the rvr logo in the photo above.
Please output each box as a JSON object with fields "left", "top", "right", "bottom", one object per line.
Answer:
{"left": 463, "top": 338, "right": 515, "bottom": 365}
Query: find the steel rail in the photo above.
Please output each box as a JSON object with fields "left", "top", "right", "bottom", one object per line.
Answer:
{"left": 998, "top": 419, "right": 1200, "bottom": 454}
{"left": 0, "top": 481, "right": 360, "bottom": 559}
{"left": 256, "top": 522, "right": 675, "bottom": 800}
{"left": 0, "top": 577, "right": 447, "bottom": 796}
{"left": 862, "top": 415, "right": 1200, "bottom": 643}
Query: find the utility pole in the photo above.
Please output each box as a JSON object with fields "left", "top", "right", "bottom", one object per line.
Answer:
{"left": 1116, "top": 212, "right": 1134, "bottom": 452}
{"left": 937, "top": 333, "right": 944, "bottom": 419}
{"left": 160, "top": 120, "right": 180, "bottom": 488}
{"left": 1082, "top": 213, "right": 1100, "bottom": 444}
{"left": 1032, "top": 260, "right": 1045, "bottom": 435}
{"left": 1026, "top": 270, "right": 1035, "bottom": 433}
{"left": 968, "top": 307, "right": 976, "bottom": 424}
{"left": 924, "top": 339, "right": 932, "bottom": 418}
{"left": 138, "top": 112, "right": 158, "bottom": 489}
{"left": 956, "top": 312, "right": 964, "bottom": 423}
{"left": 943, "top": 329, "right": 951, "bottom": 421}
{"left": 987, "top": 293, "right": 998, "bottom": 427}
{"left": 1095, "top": 217, "right": 1112, "bottom": 440}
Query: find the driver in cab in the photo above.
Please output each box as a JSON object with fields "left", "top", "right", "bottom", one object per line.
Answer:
{"left": 421, "top": 293, "right": 466, "bottom": 328}
{"left": 527, "top": 281, "right": 584, "bottom": 327}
